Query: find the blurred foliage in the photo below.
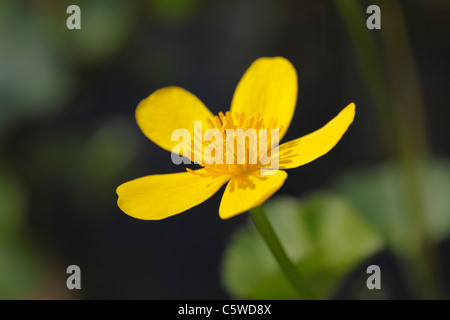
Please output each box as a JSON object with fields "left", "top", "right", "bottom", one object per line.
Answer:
{"left": 0, "top": 169, "right": 25, "bottom": 239}
{"left": 0, "top": 0, "right": 448, "bottom": 299}
{"left": 222, "top": 195, "right": 384, "bottom": 299}
{"left": 334, "top": 158, "right": 450, "bottom": 297}
{"left": 0, "top": 239, "right": 43, "bottom": 299}
{"left": 222, "top": 158, "right": 450, "bottom": 299}
{"left": 0, "top": 0, "right": 142, "bottom": 298}
{"left": 150, "top": 0, "right": 204, "bottom": 23}
{"left": 29, "top": 118, "right": 140, "bottom": 192}
{"left": 61, "top": 0, "right": 138, "bottom": 64}
{"left": 0, "top": 168, "right": 43, "bottom": 299}
{"left": 0, "top": 0, "right": 141, "bottom": 135}
{"left": 333, "top": 0, "right": 446, "bottom": 299}
{"left": 0, "top": 1, "right": 71, "bottom": 134}
{"left": 334, "top": 159, "right": 450, "bottom": 250}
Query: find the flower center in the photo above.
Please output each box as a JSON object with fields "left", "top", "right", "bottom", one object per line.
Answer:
{"left": 187, "top": 111, "right": 281, "bottom": 177}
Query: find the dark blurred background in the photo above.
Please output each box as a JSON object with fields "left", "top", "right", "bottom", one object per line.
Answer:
{"left": 0, "top": 0, "right": 449, "bottom": 299}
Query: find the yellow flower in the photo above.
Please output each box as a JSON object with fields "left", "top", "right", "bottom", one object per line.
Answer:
{"left": 116, "top": 57, "right": 355, "bottom": 220}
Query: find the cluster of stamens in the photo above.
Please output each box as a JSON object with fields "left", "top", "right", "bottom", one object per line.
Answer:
{"left": 187, "top": 111, "right": 282, "bottom": 177}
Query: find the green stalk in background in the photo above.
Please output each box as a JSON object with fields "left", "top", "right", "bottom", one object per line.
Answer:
{"left": 333, "top": 0, "right": 441, "bottom": 299}
{"left": 333, "top": 0, "right": 395, "bottom": 155}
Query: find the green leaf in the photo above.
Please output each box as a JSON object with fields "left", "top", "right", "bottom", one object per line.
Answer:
{"left": 333, "top": 159, "right": 450, "bottom": 255}
{"left": 222, "top": 194, "right": 384, "bottom": 299}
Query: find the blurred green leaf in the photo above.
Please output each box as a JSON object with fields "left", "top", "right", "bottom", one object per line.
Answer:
{"left": 0, "top": 169, "right": 26, "bottom": 240}
{"left": 30, "top": 117, "right": 139, "bottom": 185}
{"left": 222, "top": 194, "right": 384, "bottom": 299}
{"left": 0, "top": 168, "right": 44, "bottom": 299}
{"left": 67, "top": 0, "right": 137, "bottom": 63}
{"left": 0, "top": 1, "right": 72, "bottom": 133}
{"left": 333, "top": 159, "right": 450, "bottom": 256}
{"left": 150, "top": 0, "right": 202, "bottom": 23}
{"left": 76, "top": 118, "right": 140, "bottom": 188}
{"left": 0, "top": 239, "right": 43, "bottom": 299}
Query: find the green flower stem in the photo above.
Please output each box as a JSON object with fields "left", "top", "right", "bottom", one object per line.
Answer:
{"left": 250, "top": 205, "right": 318, "bottom": 300}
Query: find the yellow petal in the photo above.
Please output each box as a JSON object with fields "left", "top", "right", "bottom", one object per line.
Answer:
{"left": 230, "top": 57, "right": 297, "bottom": 140}
{"left": 276, "top": 103, "right": 355, "bottom": 169}
{"left": 136, "top": 86, "right": 214, "bottom": 156}
{"left": 218, "top": 170, "right": 288, "bottom": 219}
{"left": 117, "top": 169, "right": 230, "bottom": 220}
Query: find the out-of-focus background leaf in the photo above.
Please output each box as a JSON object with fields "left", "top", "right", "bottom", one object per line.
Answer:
{"left": 222, "top": 195, "right": 384, "bottom": 299}
{"left": 0, "top": 168, "right": 43, "bottom": 299}
{"left": 61, "top": 0, "right": 138, "bottom": 64}
{"left": 0, "top": 1, "right": 71, "bottom": 134}
{"left": 333, "top": 158, "right": 450, "bottom": 297}
{"left": 0, "top": 169, "right": 25, "bottom": 239}
{"left": 334, "top": 159, "right": 450, "bottom": 250}
{"left": 223, "top": 158, "right": 450, "bottom": 299}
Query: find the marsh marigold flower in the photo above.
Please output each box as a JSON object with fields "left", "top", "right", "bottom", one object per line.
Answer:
{"left": 117, "top": 57, "right": 355, "bottom": 220}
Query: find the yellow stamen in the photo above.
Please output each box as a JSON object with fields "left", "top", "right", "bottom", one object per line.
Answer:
{"left": 187, "top": 112, "right": 281, "bottom": 177}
